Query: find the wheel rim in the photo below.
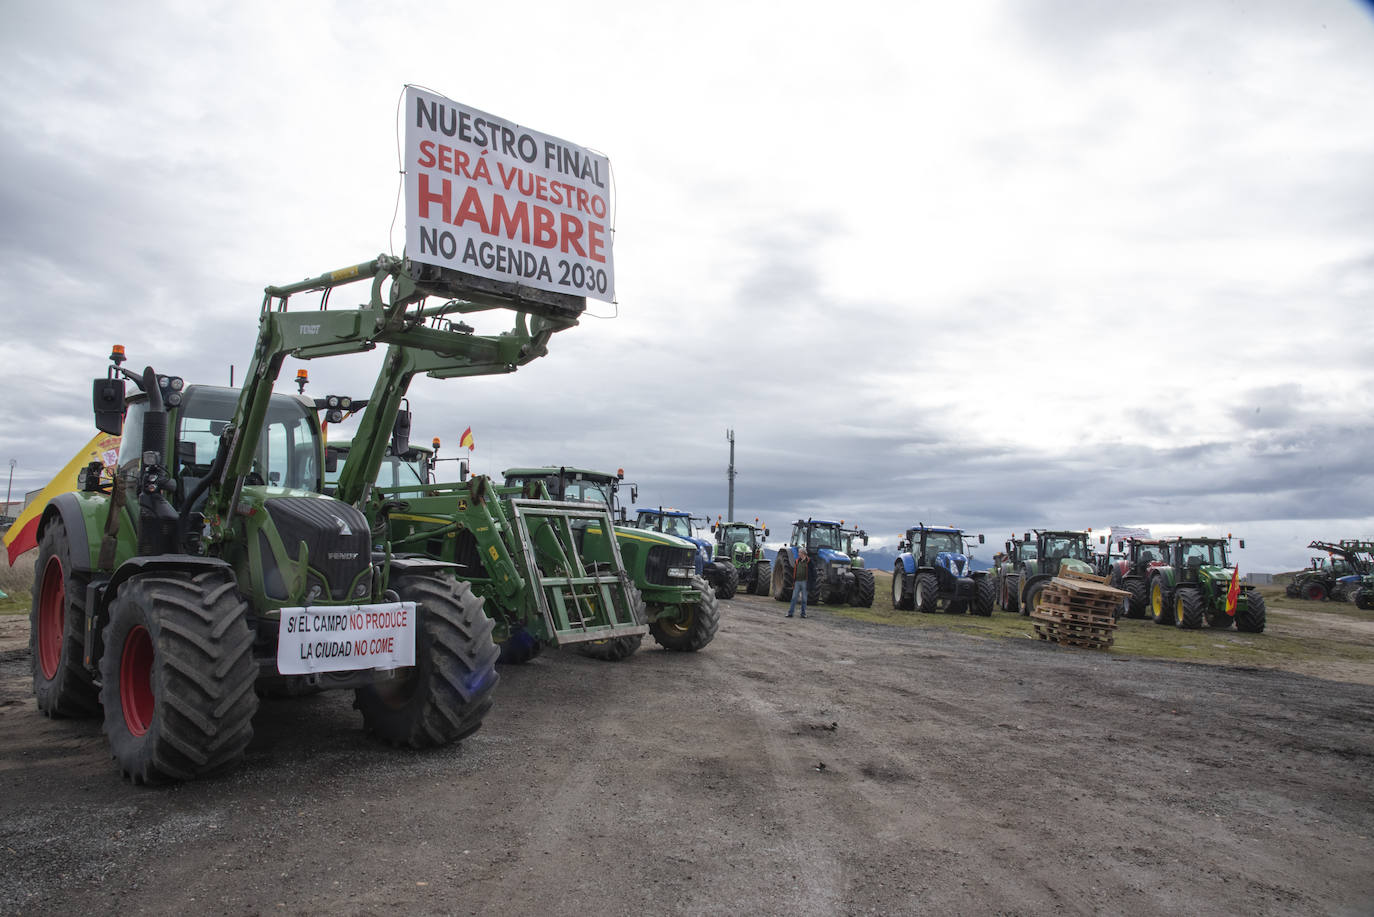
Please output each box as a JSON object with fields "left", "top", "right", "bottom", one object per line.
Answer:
{"left": 37, "top": 555, "right": 65, "bottom": 679}
{"left": 660, "top": 605, "right": 695, "bottom": 638}
{"left": 1175, "top": 595, "right": 1185, "bottom": 624}
{"left": 915, "top": 581, "right": 925, "bottom": 606}
{"left": 1151, "top": 582, "right": 1163, "bottom": 619}
{"left": 120, "top": 625, "right": 156, "bottom": 737}
{"left": 1304, "top": 584, "right": 1323, "bottom": 600}
{"left": 892, "top": 571, "right": 903, "bottom": 605}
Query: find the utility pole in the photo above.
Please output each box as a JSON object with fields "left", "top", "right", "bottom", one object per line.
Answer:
{"left": 726, "top": 429, "right": 736, "bottom": 522}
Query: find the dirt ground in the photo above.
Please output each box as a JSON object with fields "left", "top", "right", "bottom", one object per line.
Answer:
{"left": 2, "top": 594, "right": 1373, "bottom": 917}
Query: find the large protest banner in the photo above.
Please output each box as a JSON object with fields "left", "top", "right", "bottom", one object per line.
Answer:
{"left": 404, "top": 87, "right": 615, "bottom": 302}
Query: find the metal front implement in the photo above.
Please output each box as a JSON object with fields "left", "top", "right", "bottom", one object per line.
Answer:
{"left": 507, "top": 498, "right": 648, "bottom": 645}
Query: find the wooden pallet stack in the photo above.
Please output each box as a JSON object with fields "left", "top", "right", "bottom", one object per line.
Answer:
{"left": 1030, "top": 566, "right": 1129, "bottom": 650}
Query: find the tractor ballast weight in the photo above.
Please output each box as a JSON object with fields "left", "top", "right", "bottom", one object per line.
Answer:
{"left": 31, "top": 256, "right": 582, "bottom": 782}
{"left": 771, "top": 518, "right": 875, "bottom": 608}
{"left": 891, "top": 524, "right": 992, "bottom": 616}
{"left": 713, "top": 518, "right": 771, "bottom": 596}
{"left": 1144, "top": 536, "right": 1265, "bottom": 632}
{"left": 997, "top": 529, "right": 1096, "bottom": 617}
{"left": 502, "top": 466, "right": 719, "bottom": 654}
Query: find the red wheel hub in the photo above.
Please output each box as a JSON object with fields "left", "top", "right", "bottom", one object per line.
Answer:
{"left": 120, "top": 625, "right": 155, "bottom": 737}
{"left": 37, "top": 556, "right": 65, "bottom": 679}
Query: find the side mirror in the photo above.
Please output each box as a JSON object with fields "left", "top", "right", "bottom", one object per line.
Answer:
{"left": 325, "top": 447, "right": 339, "bottom": 473}
{"left": 862, "top": 534, "right": 869, "bottom": 546}
{"left": 1023, "top": 532, "right": 1030, "bottom": 542}
{"left": 1239, "top": 539, "right": 1246, "bottom": 549}
{"left": 630, "top": 484, "right": 638, "bottom": 503}
{"left": 1099, "top": 535, "right": 1106, "bottom": 544}
{"left": 978, "top": 534, "right": 985, "bottom": 544}
{"left": 391, "top": 409, "right": 412, "bottom": 456}
{"left": 93, "top": 378, "right": 125, "bottom": 435}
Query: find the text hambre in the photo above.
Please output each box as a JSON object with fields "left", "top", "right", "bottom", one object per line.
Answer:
{"left": 417, "top": 175, "right": 608, "bottom": 263}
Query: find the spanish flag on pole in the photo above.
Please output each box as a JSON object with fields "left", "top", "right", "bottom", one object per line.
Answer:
{"left": 4, "top": 432, "right": 121, "bottom": 565}
{"left": 1225, "top": 565, "right": 1241, "bottom": 617}
{"left": 459, "top": 427, "right": 475, "bottom": 451}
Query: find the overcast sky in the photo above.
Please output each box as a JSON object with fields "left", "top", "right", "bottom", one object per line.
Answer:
{"left": 3, "top": 1, "right": 1372, "bottom": 572}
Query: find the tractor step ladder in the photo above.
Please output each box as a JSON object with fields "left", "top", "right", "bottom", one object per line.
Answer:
{"left": 507, "top": 498, "right": 647, "bottom": 646}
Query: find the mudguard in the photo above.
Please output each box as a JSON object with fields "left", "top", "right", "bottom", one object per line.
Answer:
{"left": 896, "top": 552, "right": 917, "bottom": 576}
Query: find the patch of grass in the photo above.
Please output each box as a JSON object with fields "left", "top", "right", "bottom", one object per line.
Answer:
{"left": 0, "top": 553, "right": 34, "bottom": 615}
{"left": 1256, "top": 584, "right": 1374, "bottom": 621}
{"left": 820, "top": 570, "right": 1374, "bottom": 669}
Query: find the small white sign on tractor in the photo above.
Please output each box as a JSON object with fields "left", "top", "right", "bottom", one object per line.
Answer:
{"left": 276, "top": 601, "right": 418, "bottom": 675}
{"left": 404, "top": 86, "right": 615, "bottom": 302}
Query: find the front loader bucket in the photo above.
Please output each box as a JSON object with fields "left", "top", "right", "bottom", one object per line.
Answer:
{"left": 507, "top": 499, "right": 648, "bottom": 646}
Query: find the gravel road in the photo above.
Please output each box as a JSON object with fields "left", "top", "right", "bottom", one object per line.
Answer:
{"left": 2, "top": 593, "right": 1373, "bottom": 916}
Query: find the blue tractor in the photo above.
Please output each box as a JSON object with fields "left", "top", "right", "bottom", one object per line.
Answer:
{"left": 891, "top": 524, "right": 994, "bottom": 616}
{"left": 633, "top": 508, "right": 739, "bottom": 599}
{"left": 771, "top": 518, "right": 875, "bottom": 608}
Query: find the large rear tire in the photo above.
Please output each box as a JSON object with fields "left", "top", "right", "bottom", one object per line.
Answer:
{"left": 649, "top": 574, "right": 720, "bottom": 652}
{"left": 1302, "top": 581, "right": 1328, "bottom": 601}
{"left": 99, "top": 572, "right": 259, "bottom": 784}
{"left": 1003, "top": 575, "right": 1021, "bottom": 615}
{"left": 891, "top": 563, "right": 914, "bottom": 610}
{"left": 1177, "top": 588, "right": 1205, "bottom": 629}
{"left": 1236, "top": 589, "right": 1267, "bottom": 633}
{"left": 753, "top": 561, "right": 772, "bottom": 596}
{"left": 850, "top": 568, "right": 875, "bottom": 608}
{"left": 355, "top": 574, "right": 499, "bottom": 747}
{"left": 914, "top": 572, "right": 938, "bottom": 614}
{"left": 1024, "top": 580, "right": 1048, "bottom": 617}
{"left": 30, "top": 518, "right": 100, "bottom": 718}
{"left": 973, "top": 577, "right": 995, "bottom": 617}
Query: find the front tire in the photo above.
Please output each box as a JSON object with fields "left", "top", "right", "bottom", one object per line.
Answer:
{"left": 973, "top": 577, "right": 995, "bottom": 617}
{"left": 649, "top": 574, "right": 720, "bottom": 652}
{"left": 1302, "top": 582, "right": 1327, "bottom": 601}
{"left": 1024, "top": 580, "right": 1048, "bottom": 617}
{"left": 891, "top": 563, "right": 914, "bottom": 610}
{"left": 1236, "top": 589, "right": 1267, "bottom": 633}
{"left": 1177, "top": 588, "right": 1205, "bottom": 629}
{"left": 850, "top": 568, "right": 875, "bottom": 608}
{"left": 99, "top": 572, "right": 259, "bottom": 784}
{"left": 1125, "top": 579, "right": 1149, "bottom": 619}
{"left": 772, "top": 553, "right": 794, "bottom": 602}
{"left": 753, "top": 561, "right": 772, "bottom": 596}
{"left": 30, "top": 518, "right": 100, "bottom": 718}
{"left": 712, "top": 563, "right": 739, "bottom": 600}
{"left": 355, "top": 574, "right": 499, "bottom": 747}
{"left": 1151, "top": 577, "right": 1175, "bottom": 626}
{"left": 914, "top": 572, "right": 938, "bottom": 614}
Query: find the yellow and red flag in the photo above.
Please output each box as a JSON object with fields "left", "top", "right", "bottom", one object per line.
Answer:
{"left": 4, "top": 433, "right": 121, "bottom": 565}
{"left": 1225, "top": 565, "right": 1241, "bottom": 616}
{"left": 459, "top": 426, "right": 475, "bottom": 451}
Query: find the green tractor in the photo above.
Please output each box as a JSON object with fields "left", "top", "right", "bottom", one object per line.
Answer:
{"left": 999, "top": 530, "right": 1096, "bottom": 616}
{"left": 990, "top": 537, "right": 1035, "bottom": 614}
{"left": 30, "top": 255, "right": 583, "bottom": 782}
{"left": 1285, "top": 540, "right": 1374, "bottom": 602}
{"left": 771, "top": 518, "right": 875, "bottom": 608}
{"left": 712, "top": 517, "right": 771, "bottom": 596}
{"left": 1145, "top": 536, "right": 1265, "bottom": 632}
{"left": 320, "top": 432, "right": 647, "bottom": 667}
{"left": 630, "top": 507, "right": 738, "bottom": 599}
{"left": 502, "top": 467, "right": 719, "bottom": 655}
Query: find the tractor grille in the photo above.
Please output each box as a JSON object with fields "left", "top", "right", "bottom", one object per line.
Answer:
{"left": 264, "top": 497, "right": 371, "bottom": 600}
{"left": 645, "top": 545, "right": 696, "bottom": 586}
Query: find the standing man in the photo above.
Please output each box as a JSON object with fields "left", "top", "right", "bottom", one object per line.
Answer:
{"left": 787, "top": 545, "right": 810, "bottom": 618}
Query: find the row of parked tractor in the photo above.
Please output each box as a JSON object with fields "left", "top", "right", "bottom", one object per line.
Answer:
{"left": 1284, "top": 540, "right": 1374, "bottom": 608}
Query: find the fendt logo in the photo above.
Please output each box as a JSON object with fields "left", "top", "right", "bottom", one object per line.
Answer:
{"left": 327, "top": 552, "right": 359, "bottom": 561}
{"left": 299, "top": 323, "right": 322, "bottom": 335}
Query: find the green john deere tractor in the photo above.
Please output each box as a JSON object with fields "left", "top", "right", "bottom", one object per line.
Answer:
{"left": 712, "top": 517, "right": 771, "bottom": 596}
{"left": 502, "top": 467, "right": 720, "bottom": 656}
{"left": 30, "top": 255, "right": 581, "bottom": 783}
{"left": 999, "top": 530, "right": 1095, "bottom": 616}
{"left": 1145, "top": 536, "right": 1265, "bottom": 632}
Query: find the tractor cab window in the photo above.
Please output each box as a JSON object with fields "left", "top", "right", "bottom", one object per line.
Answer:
{"left": 1017, "top": 543, "right": 1038, "bottom": 561}
{"left": 175, "top": 386, "right": 320, "bottom": 496}
{"left": 661, "top": 516, "right": 692, "bottom": 538}
{"left": 564, "top": 478, "right": 614, "bottom": 506}
{"left": 1043, "top": 535, "right": 1088, "bottom": 561}
{"left": 923, "top": 531, "right": 962, "bottom": 556}
{"left": 725, "top": 526, "right": 756, "bottom": 550}
{"left": 806, "top": 526, "right": 841, "bottom": 550}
